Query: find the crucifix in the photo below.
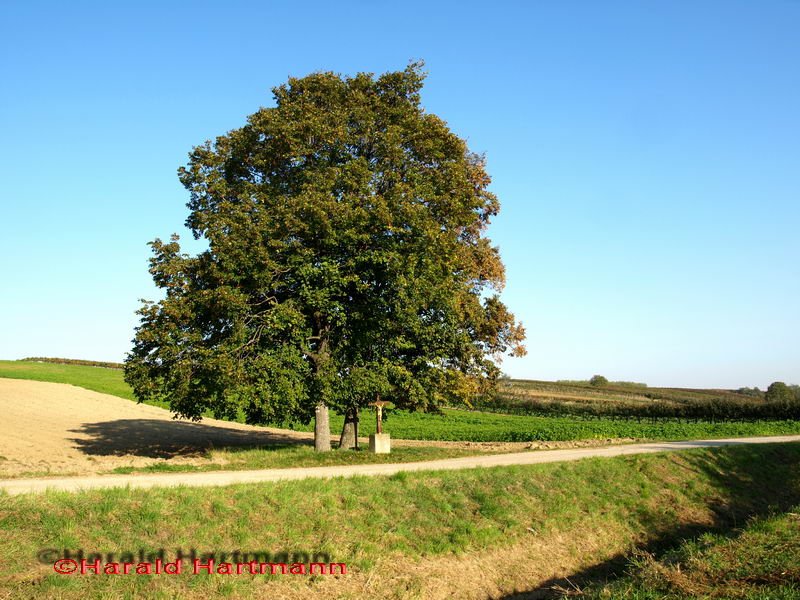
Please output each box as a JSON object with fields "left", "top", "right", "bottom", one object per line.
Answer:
{"left": 367, "top": 394, "right": 391, "bottom": 454}
{"left": 368, "top": 399, "right": 389, "bottom": 434}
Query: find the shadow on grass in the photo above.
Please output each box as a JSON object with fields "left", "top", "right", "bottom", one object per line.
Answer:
{"left": 496, "top": 442, "right": 800, "bottom": 599}
{"left": 68, "top": 419, "right": 312, "bottom": 458}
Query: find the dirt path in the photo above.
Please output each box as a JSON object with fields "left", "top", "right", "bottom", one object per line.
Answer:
{"left": 4, "top": 435, "right": 800, "bottom": 495}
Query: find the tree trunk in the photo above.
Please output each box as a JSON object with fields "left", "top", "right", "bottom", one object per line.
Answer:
{"left": 314, "top": 402, "right": 331, "bottom": 452}
{"left": 338, "top": 408, "right": 359, "bottom": 450}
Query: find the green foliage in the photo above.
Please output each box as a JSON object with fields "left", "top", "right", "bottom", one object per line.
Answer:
{"left": 766, "top": 381, "right": 795, "bottom": 405}
{"left": 737, "top": 386, "right": 763, "bottom": 397}
{"left": 589, "top": 374, "right": 609, "bottom": 387}
{"left": 124, "top": 63, "right": 525, "bottom": 429}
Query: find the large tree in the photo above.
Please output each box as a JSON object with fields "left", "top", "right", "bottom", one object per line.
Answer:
{"left": 765, "top": 381, "right": 794, "bottom": 405}
{"left": 124, "top": 63, "right": 526, "bottom": 450}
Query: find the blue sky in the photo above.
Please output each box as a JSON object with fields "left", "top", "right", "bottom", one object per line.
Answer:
{"left": 1, "top": 1, "right": 797, "bottom": 388}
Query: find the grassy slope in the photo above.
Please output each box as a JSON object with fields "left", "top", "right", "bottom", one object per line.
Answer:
{"left": 582, "top": 508, "right": 800, "bottom": 599}
{"left": 1, "top": 443, "right": 798, "bottom": 599}
{"left": 2, "top": 360, "right": 799, "bottom": 442}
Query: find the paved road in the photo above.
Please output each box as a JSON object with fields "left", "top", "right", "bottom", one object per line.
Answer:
{"left": 2, "top": 435, "right": 799, "bottom": 495}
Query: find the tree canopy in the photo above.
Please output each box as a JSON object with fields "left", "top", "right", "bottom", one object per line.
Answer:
{"left": 765, "top": 381, "right": 794, "bottom": 405}
{"left": 124, "top": 63, "right": 526, "bottom": 449}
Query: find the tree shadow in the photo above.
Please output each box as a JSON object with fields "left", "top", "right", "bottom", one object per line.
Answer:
{"left": 494, "top": 442, "right": 800, "bottom": 599}
{"left": 68, "top": 419, "right": 311, "bottom": 458}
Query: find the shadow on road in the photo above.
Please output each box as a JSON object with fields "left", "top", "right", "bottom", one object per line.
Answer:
{"left": 68, "top": 419, "right": 311, "bottom": 458}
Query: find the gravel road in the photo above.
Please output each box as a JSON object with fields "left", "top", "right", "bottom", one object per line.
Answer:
{"left": 4, "top": 435, "right": 799, "bottom": 495}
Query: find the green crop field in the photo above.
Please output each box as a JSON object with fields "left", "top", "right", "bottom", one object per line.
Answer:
{"left": 293, "top": 405, "right": 800, "bottom": 442}
{"left": 2, "top": 360, "right": 800, "bottom": 442}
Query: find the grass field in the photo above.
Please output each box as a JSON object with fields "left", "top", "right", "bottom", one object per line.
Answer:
{"left": 2, "top": 443, "right": 798, "bottom": 599}
{"left": 103, "top": 444, "right": 499, "bottom": 475}
{"left": 3, "top": 360, "right": 800, "bottom": 443}
{"left": 581, "top": 508, "right": 800, "bottom": 599}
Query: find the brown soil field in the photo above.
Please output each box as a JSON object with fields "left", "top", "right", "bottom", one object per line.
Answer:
{"left": 0, "top": 378, "right": 315, "bottom": 477}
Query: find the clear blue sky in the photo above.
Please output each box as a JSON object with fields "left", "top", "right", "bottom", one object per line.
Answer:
{"left": 1, "top": 1, "right": 797, "bottom": 389}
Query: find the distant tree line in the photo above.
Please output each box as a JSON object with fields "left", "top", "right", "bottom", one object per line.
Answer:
{"left": 736, "top": 387, "right": 763, "bottom": 398}
{"left": 18, "top": 357, "right": 124, "bottom": 370}
{"left": 766, "top": 381, "right": 798, "bottom": 404}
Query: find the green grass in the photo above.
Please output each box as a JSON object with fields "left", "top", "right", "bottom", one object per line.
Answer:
{"left": 0, "top": 360, "right": 138, "bottom": 402}
{"left": 3, "top": 360, "right": 800, "bottom": 442}
{"left": 2, "top": 443, "right": 799, "bottom": 599}
{"left": 104, "top": 444, "right": 498, "bottom": 475}
{"left": 582, "top": 508, "right": 800, "bottom": 599}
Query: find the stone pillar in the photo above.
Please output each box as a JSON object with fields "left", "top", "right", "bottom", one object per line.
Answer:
{"left": 369, "top": 433, "right": 391, "bottom": 454}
